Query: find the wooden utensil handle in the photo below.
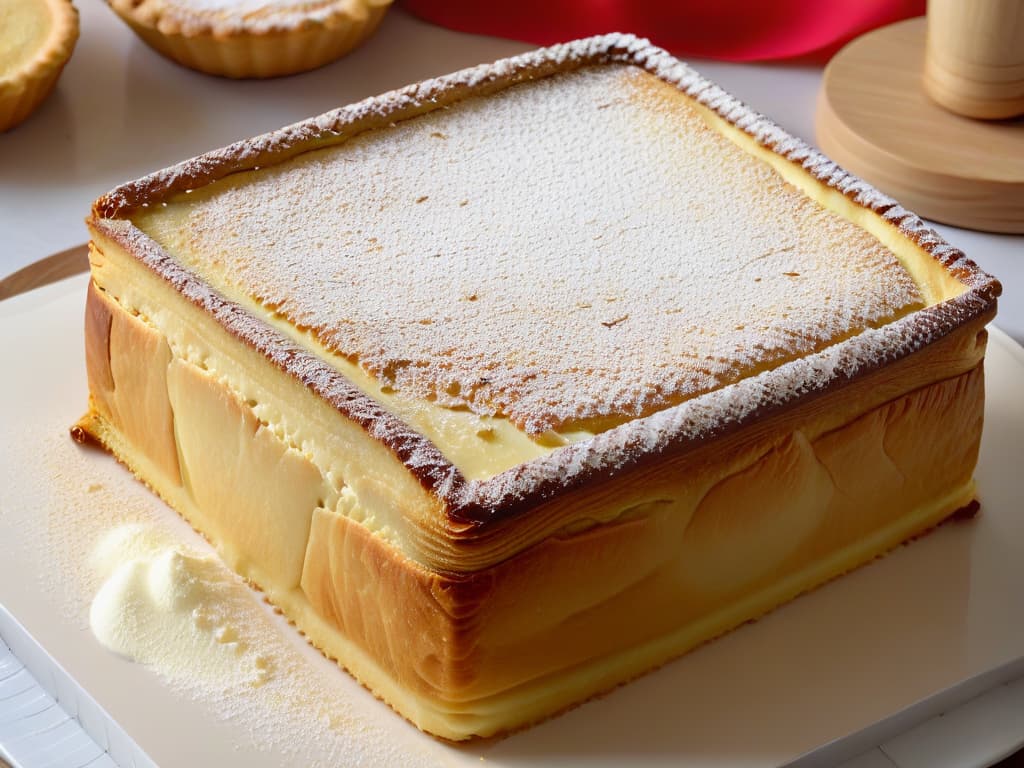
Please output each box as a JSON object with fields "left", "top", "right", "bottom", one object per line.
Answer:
{"left": 0, "top": 244, "right": 89, "bottom": 302}
{"left": 924, "top": 0, "right": 1024, "bottom": 119}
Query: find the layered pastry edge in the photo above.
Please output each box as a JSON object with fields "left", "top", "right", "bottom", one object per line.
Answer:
{"left": 74, "top": 250, "right": 992, "bottom": 738}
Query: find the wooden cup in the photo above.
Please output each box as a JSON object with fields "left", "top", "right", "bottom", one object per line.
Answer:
{"left": 923, "top": 0, "right": 1024, "bottom": 119}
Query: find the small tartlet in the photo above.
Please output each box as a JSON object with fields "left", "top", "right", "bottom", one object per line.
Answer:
{"left": 106, "top": 0, "right": 392, "bottom": 78}
{"left": 0, "top": 0, "right": 79, "bottom": 132}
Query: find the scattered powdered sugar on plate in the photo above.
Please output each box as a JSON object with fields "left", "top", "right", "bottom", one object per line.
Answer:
{"left": 7, "top": 414, "right": 448, "bottom": 767}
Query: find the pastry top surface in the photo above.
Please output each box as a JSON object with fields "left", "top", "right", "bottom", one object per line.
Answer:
{"left": 92, "top": 34, "right": 1001, "bottom": 525}
{"left": 107, "top": 0, "right": 386, "bottom": 35}
{"left": 0, "top": 0, "right": 76, "bottom": 81}
{"left": 132, "top": 64, "right": 923, "bottom": 436}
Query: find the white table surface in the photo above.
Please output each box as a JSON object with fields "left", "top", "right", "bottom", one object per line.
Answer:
{"left": 1, "top": 4, "right": 1023, "bottom": 767}
{"left": 1, "top": 3, "right": 1021, "bottom": 340}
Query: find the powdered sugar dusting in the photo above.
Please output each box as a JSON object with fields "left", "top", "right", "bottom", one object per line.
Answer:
{"left": 93, "top": 33, "right": 999, "bottom": 302}
{"left": 92, "top": 34, "right": 1000, "bottom": 525}
{"left": 114, "top": 0, "right": 383, "bottom": 36}
{"left": 167, "top": 0, "right": 338, "bottom": 14}
{"left": 456, "top": 294, "right": 990, "bottom": 522}
{"left": 134, "top": 65, "right": 924, "bottom": 436}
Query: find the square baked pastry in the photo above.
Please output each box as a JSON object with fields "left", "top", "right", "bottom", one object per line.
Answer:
{"left": 75, "top": 35, "right": 1000, "bottom": 740}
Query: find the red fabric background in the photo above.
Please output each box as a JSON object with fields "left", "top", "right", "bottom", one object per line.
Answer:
{"left": 399, "top": 0, "right": 925, "bottom": 62}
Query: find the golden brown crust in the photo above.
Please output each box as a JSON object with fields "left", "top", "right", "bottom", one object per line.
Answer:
{"left": 82, "top": 279, "right": 183, "bottom": 486}
{"left": 73, "top": 278, "right": 988, "bottom": 736}
{"left": 83, "top": 278, "right": 115, "bottom": 393}
{"left": 295, "top": 360, "right": 988, "bottom": 735}
{"left": 0, "top": 0, "right": 79, "bottom": 132}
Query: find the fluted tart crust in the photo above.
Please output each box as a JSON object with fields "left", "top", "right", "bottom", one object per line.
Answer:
{"left": 105, "top": 0, "right": 391, "bottom": 78}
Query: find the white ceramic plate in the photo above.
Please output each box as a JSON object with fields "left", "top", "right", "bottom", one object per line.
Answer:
{"left": 2, "top": 275, "right": 1023, "bottom": 767}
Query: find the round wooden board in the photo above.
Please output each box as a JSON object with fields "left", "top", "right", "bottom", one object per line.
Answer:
{"left": 816, "top": 17, "right": 1024, "bottom": 234}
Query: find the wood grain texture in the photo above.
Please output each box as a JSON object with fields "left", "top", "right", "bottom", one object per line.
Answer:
{"left": 0, "top": 243, "right": 89, "bottom": 301}
{"left": 816, "top": 18, "right": 1024, "bottom": 234}
{"left": 924, "top": 0, "right": 1024, "bottom": 119}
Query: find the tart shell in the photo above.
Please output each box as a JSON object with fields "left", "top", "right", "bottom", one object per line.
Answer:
{"left": 0, "top": 0, "right": 79, "bottom": 132}
{"left": 106, "top": 0, "right": 392, "bottom": 78}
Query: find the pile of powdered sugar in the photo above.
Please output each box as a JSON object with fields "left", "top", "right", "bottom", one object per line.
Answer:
{"left": 88, "top": 525, "right": 276, "bottom": 689}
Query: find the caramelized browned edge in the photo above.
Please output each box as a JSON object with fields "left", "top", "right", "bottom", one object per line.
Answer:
{"left": 86, "top": 33, "right": 1002, "bottom": 536}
